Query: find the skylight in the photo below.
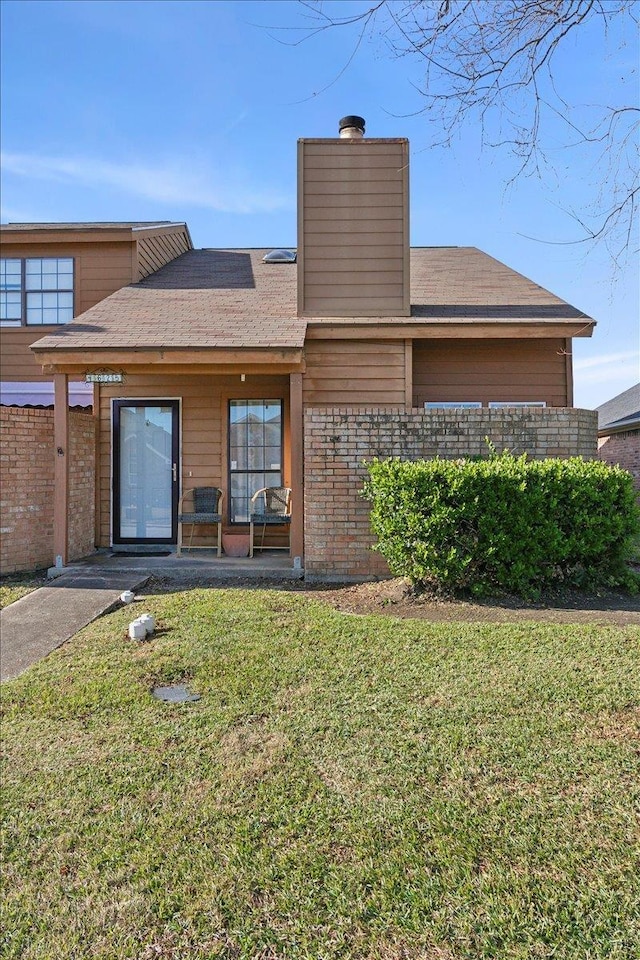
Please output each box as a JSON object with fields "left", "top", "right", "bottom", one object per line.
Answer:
{"left": 263, "top": 249, "right": 296, "bottom": 263}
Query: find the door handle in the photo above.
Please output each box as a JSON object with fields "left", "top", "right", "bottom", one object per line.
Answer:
{"left": 172, "top": 463, "right": 177, "bottom": 482}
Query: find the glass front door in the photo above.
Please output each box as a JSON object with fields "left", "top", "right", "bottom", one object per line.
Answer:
{"left": 112, "top": 400, "right": 179, "bottom": 543}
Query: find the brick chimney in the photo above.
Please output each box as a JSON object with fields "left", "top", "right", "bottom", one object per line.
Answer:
{"left": 297, "top": 116, "right": 410, "bottom": 318}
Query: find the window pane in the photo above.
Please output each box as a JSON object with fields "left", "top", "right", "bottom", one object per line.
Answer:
{"left": 0, "top": 292, "right": 22, "bottom": 322}
{"left": 25, "top": 258, "right": 74, "bottom": 293}
{"left": 0, "top": 259, "right": 22, "bottom": 291}
{"left": 26, "top": 291, "right": 73, "bottom": 325}
{"left": 25, "top": 260, "right": 41, "bottom": 290}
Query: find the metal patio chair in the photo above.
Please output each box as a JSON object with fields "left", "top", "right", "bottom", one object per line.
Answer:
{"left": 249, "top": 486, "right": 292, "bottom": 558}
{"left": 177, "top": 486, "right": 224, "bottom": 557}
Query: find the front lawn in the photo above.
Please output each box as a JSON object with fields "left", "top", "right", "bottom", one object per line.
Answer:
{"left": 0, "top": 570, "right": 47, "bottom": 610}
{"left": 1, "top": 587, "right": 639, "bottom": 959}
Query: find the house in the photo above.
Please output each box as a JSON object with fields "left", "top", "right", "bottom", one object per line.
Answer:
{"left": 0, "top": 222, "right": 192, "bottom": 573}
{"left": 1, "top": 117, "right": 598, "bottom": 578}
{"left": 0, "top": 221, "right": 192, "bottom": 405}
{"left": 597, "top": 383, "right": 640, "bottom": 492}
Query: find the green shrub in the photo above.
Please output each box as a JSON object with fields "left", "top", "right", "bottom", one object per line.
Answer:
{"left": 363, "top": 453, "right": 640, "bottom": 596}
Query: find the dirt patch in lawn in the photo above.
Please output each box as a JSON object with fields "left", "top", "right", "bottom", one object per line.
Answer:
{"left": 298, "top": 577, "right": 640, "bottom": 626}
{"left": 148, "top": 574, "right": 640, "bottom": 626}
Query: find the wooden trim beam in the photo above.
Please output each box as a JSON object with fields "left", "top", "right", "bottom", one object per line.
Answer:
{"left": 34, "top": 347, "right": 305, "bottom": 369}
{"left": 93, "top": 383, "right": 101, "bottom": 548}
{"left": 305, "top": 322, "right": 595, "bottom": 340}
{"left": 289, "top": 373, "right": 304, "bottom": 567}
{"left": 404, "top": 338, "right": 413, "bottom": 410}
{"left": 565, "top": 337, "right": 574, "bottom": 406}
{"left": 53, "top": 373, "right": 69, "bottom": 566}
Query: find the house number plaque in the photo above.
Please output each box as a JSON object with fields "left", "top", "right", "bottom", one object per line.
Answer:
{"left": 85, "top": 371, "right": 124, "bottom": 384}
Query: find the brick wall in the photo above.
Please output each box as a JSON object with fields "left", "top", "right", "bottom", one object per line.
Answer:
{"left": 68, "top": 412, "right": 97, "bottom": 562}
{"left": 598, "top": 430, "right": 640, "bottom": 492}
{"left": 304, "top": 407, "right": 598, "bottom": 580}
{"left": 0, "top": 407, "right": 95, "bottom": 575}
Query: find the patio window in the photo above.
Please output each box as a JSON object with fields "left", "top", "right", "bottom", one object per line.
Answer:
{"left": 228, "top": 400, "right": 283, "bottom": 523}
{"left": 488, "top": 401, "right": 546, "bottom": 408}
{"left": 425, "top": 401, "right": 482, "bottom": 409}
{"left": 0, "top": 257, "right": 74, "bottom": 326}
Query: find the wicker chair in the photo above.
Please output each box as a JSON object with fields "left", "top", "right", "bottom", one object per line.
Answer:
{"left": 249, "top": 487, "right": 292, "bottom": 558}
{"left": 177, "top": 487, "right": 223, "bottom": 557}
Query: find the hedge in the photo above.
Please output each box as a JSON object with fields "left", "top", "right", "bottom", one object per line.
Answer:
{"left": 364, "top": 453, "right": 640, "bottom": 596}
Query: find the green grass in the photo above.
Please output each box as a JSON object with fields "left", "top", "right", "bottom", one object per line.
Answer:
{"left": 1, "top": 588, "right": 639, "bottom": 959}
{"left": 0, "top": 570, "right": 47, "bottom": 610}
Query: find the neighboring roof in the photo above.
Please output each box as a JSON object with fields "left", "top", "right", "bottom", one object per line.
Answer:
{"left": 1, "top": 221, "right": 180, "bottom": 231}
{"left": 0, "top": 381, "right": 93, "bottom": 408}
{"left": 31, "top": 246, "right": 593, "bottom": 355}
{"left": 596, "top": 383, "right": 640, "bottom": 434}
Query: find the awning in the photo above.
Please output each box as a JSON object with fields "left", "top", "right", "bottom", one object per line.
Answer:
{"left": 0, "top": 381, "right": 93, "bottom": 407}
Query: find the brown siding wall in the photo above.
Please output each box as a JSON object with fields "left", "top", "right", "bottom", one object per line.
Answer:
{"left": 0, "top": 407, "right": 95, "bottom": 574}
{"left": 97, "top": 374, "right": 290, "bottom": 547}
{"left": 413, "top": 338, "right": 569, "bottom": 407}
{"left": 298, "top": 139, "right": 410, "bottom": 317}
{"left": 303, "top": 340, "right": 406, "bottom": 406}
{"left": 0, "top": 240, "right": 134, "bottom": 381}
{"left": 304, "top": 407, "right": 598, "bottom": 580}
{"left": 136, "top": 228, "right": 191, "bottom": 280}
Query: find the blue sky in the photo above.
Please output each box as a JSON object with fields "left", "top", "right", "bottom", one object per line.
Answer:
{"left": 1, "top": 0, "right": 638, "bottom": 408}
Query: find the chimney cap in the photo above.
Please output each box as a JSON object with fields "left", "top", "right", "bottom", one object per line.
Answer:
{"left": 339, "top": 115, "right": 365, "bottom": 134}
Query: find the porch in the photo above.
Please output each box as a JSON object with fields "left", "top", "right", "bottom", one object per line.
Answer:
{"left": 42, "top": 366, "right": 304, "bottom": 573}
{"left": 68, "top": 547, "right": 303, "bottom": 580}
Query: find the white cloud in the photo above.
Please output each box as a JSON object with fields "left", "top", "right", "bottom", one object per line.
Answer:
{"left": 1, "top": 151, "right": 290, "bottom": 215}
{"left": 574, "top": 350, "right": 639, "bottom": 385}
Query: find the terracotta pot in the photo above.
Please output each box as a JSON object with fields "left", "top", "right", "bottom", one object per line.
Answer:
{"left": 222, "top": 534, "right": 250, "bottom": 558}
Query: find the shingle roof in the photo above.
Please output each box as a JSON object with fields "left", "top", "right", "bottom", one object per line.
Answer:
{"left": 33, "top": 249, "right": 305, "bottom": 351}
{"left": 596, "top": 383, "right": 640, "bottom": 432}
{"left": 31, "top": 246, "right": 593, "bottom": 353}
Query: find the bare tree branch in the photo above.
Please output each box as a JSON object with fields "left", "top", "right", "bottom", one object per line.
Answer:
{"left": 282, "top": 0, "right": 639, "bottom": 261}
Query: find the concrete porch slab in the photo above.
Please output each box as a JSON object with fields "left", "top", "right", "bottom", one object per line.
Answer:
{"left": 71, "top": 549, "right": 303, "bottom": 582}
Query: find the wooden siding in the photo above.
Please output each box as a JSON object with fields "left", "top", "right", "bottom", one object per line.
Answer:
{"left": 303, "top": 340, "right": 406, "bottom": 406}
{"left": 298, "top": 139, "right": 410, "bottom": 318}
{"left": 412, "top": 339, "right": 570, "bottom": 407}
{"left": 136, "top": 228, "right": 191, "bottom": 280}
{"left": 0, "top": 240, "right": 133, "bottom": 380}
{"left": 96, "top": 374, "right": 291, "bottom": 547}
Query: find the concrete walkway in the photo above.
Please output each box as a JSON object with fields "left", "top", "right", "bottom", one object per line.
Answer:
{"left": 1, "top": 550, "right": 303, "bottom": 681}
{"left": 0, "top": 569, "right": 149, "bottom": 681}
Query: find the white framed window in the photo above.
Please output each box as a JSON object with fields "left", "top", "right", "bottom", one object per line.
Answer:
{"left": 488, "top": 401, "right": 546, "bottom": 408}
{"left": 425, "top": 401, "right": 482, "bottom": 409}
{"left": 0, "top": 257, "right": 74, "bottom": 325}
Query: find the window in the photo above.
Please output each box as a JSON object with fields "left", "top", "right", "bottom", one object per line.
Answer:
{"left": 0, "top": 258, "right": 74, "bottom": 326}
{"left": 425, "top": 401, "right": 482, "bottom": 409}
{"left": 228, "top": 400, "right": 283, "bottom": 523}
{"left": 488, "top": 401, "right": 546, "bottom": 408}
{"left": 0, "top": 259, "right": 22, "bottom": 325}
